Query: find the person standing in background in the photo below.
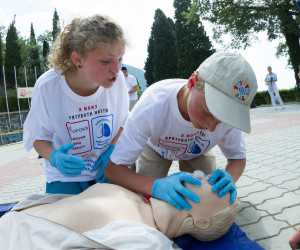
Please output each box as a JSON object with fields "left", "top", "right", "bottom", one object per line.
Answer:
{"left": 121, "top": 66, "right": 139, "bottom": 110}
{"left": 265, "top": 66, "right": 284, "bottom": 109}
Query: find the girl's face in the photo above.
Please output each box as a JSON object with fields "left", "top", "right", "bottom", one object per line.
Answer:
{"left": 187, "top": 87, "right": 220, "bottom": 132}
{"left": 77, "top": 41, "right": 125, "bottom": 89}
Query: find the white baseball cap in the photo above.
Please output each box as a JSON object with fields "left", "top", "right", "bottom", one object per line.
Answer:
{"left": 197, "top": 51, "right": 257, "bottom": 133}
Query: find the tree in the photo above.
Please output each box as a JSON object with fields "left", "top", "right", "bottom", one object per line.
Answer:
{"left": 0, "top": 31, "right": 3, "bottom": 67}
{"left": 144, "top": 9, "right": 178, "bottom": 85}
{"left": 42, "top": 40, "right": 50, "bottom": 66}
{"left": 174, "top": 0, "right": 215, "bottom": 78}
{"left": 38, "top": 31, "right": 52, "bottom": 69}
{"left": 0, "top": 30, "right": 3, "bottom": 85}
{"left": 30, "top": 23, "right": 36, "bottom": 45}
{"left": 196, "top": 0, "right": 300, "bottom": 88}
{"left": 52, "top": 8, "right": 61, "bottom": 42}
{"left": 5, "top": 16, "right": 22, "bottom": 88}
{"left": 27, "top": 23, "right": 41, "bottom": 83}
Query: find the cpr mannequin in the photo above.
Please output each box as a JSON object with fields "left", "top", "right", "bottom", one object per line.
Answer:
{"left": 0, "top": 171, "right": 238, "bottom": 249}
{"left": 24, "top": 170, "right": 237, "bottom": 239}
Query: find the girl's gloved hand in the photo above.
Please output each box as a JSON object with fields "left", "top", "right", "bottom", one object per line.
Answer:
{"left": 49, "top": 144, "right": 85, "bottom": 176}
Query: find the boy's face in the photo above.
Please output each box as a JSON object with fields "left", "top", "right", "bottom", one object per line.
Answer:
{"left": 187, "top": 87, "right": 220, "bottom": 132}
{"left": 76, "top": 41, "right": 125, "bottom": 89}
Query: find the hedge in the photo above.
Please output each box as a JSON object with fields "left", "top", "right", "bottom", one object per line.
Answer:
{"left": 0, "top": 96, "right": 30, "bottom": 112}
{"left": 252, "top": 88, "right": 300, "bottom": 107}
{"left": 0, "top": 88, "right": 299, "bottom": 112}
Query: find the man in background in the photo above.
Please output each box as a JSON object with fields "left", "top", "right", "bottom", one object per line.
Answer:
{"left": 121, "top": 66, "right": 139, "bottom": 110}
{"left": 264, "top": 66, "right": 284, "bottom": 109}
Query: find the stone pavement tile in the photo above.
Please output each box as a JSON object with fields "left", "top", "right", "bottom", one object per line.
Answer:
{"left": 293, "top": 166, "right": 300, "bottom": 174}
{"left": 277, "top": 178, "right": 300, "bottom": 190}
{"left": 0, "top": 143, "right": 35, "bottom": 167}
{"left": 295, "top": 190, "right": 300, "bottom": 195}
{"left": 238, "top": 182, "right": 273, "bottom": 198}
{"left": 238, "top": 200, "right": 252, "bottom": 210}
{"left": 235, "top": 206, "right": 268, "bottom": 226}
{"left": 256, "top": 192, "right": 300, "bottom": 214}
{"left": 245, "top": 168, "right": 288, "bottom": 180}
{"left": 275, "top": 159, "right": 300, "bottom": 173}
{"left": 258, "top": 228, "right": 296, "bottom": 250}
{"left": 275, "top": 205, "right": 300, "bottom": 225}
{"left": 0, "top": 176, "right": 45, "bottom": 204}
{"left": 243, "top": 163, "right": 275, "bottom": 174}
{"left": 0, "top": 157, "right": 43, "bottom": 188}
{"left": 236, "top": 175, "right": 260, "bottom": 188}
{"left": 240, "top": 216, "right": 289, "bottom": 241}
{"left": 266, "top": 173, "right": 300, "bottom": 186}
{"left": 239, "top": 186, "right": 286, "bottom": 206}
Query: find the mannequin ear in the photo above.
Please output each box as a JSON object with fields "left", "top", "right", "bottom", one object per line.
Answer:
{"left": 175, "top": 216, "right": 194, "bottom": 237}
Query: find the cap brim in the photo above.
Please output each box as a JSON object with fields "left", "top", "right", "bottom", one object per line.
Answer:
{"left": 205, "top": 84, "right": 251, "bottom": 133}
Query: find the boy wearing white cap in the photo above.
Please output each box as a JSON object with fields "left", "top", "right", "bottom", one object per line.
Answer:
{"left": 105, "top": 51, "right": 258, "bottom": 211}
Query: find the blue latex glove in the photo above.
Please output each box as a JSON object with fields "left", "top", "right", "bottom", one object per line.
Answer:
{"left": 95, "top": 144, "right": 115, "bottom": 182}
{"left": 49, "top": 144, "right": 85, "bottom": 177}
{"left": 151, "top": 172, "right": 201, "bottom": 211}
{"left": 208, "top": 169, "right": 237, "bottom": 204}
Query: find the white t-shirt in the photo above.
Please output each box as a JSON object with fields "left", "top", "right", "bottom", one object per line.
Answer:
{"left": 111, "top": 79, "right": 246, "bottom": 165}
{"left": 125, "top": 74, "right": 138, "bottom": 101}
{"left": 23, "top": 69, "right": 129, "bottom": 182}
{"left": 265, "top": 73, "right": 277, "bottom": 86}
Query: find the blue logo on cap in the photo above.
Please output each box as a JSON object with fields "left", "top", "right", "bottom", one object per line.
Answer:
{"left": 232, "top": 80, "right": 251, "bottom": 102}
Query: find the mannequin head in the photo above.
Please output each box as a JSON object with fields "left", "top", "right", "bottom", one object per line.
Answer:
{"left": 22, "top": 171, "right": 237, "bottom": 241}
{"left": 151, "top": 170, "right": 238, "bottom": 241}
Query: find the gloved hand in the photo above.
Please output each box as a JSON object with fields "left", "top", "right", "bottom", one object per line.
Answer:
{"left": 151, "top": 172, "right": 201, "bottom": 211}
{"left": 95, "top": 144, "right": 115, "bottom": 182}
{"left": 49, "top": 144, "right": 85, "bottom": 177}
{"left": 208, "top": 169, "right": 237, "bottom": 204}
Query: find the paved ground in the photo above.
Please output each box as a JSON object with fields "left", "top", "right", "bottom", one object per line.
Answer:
{"left": 0, "top": 104, "right": 300, "bottom": 250}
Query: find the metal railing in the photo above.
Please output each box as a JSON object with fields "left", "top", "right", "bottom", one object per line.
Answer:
{"left": 0, "top": 65, "right": 44, "bottom": 145}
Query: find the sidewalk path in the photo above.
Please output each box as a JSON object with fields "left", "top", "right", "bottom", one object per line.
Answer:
{"left": 0, "top": 104, "right": 300, "bottom": 250}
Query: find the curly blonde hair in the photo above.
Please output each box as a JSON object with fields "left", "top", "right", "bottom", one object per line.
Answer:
{"left": 48, "top": 15, "right": 125, "bottom": 74}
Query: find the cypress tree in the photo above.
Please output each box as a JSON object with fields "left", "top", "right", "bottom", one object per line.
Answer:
{"left": 5, "top": 17, "right": 22, "bottom": 88}
{"left": 0, "top": 32, "right": 3, "bottom": 85}
{"left": 38, "top": 31, "right": 51, "bottom": 70}
{"left": 0, "top": 32, "right": 3, "bottom": 67}
{"left": 174, "top": 0, "right": 214, "bottom": 78}
{"left": 52, "top": 9, "right": 61, "bottom": 42}
{"left": 145, "top": 9, "right": 178, "bottom": 86}
{"left": 42, "top": 40, "right": 50, "bottom": 68}
{"left": 30, "top": 23, "right": 36, "bottom": 45}
{"left": 28, "top": 23, "right": 41, "bottom": 81}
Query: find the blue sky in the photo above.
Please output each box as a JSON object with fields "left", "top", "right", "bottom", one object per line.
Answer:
{"left": 0, "top": 0, "right": 296, "bottom": 91}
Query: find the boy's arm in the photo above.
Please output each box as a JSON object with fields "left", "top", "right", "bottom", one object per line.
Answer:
{"left": 105, "top": 161, "right": 155, "bottom": 195}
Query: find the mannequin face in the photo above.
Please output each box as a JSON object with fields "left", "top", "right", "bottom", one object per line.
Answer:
{"left": 151, "top": 171, "right": 238, "bottom": 241}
